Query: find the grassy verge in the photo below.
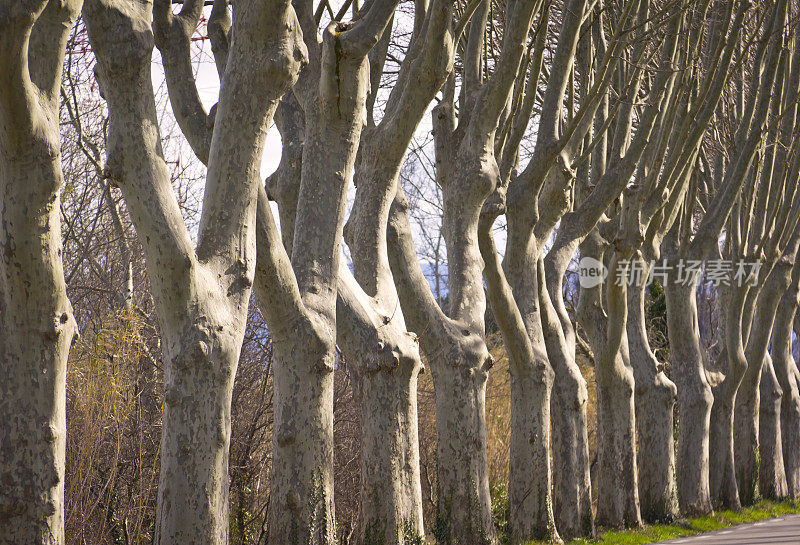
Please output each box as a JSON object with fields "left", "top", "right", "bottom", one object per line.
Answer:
{"left": 527, "top": 500, "right": 800, "bottom": 545}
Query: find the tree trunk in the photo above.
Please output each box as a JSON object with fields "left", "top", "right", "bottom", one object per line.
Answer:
{"left": 155, "top": 307, "right": 251, "bottom": 543}
{"left": 732, "top": 366, "right": 761, "bottom": 504}
{"left": 734, "top": 266, "right": 790, "bottom": 506}
{"left": 759, "top": 353, "right": 788, "bottom": 500}
{"left": 387, "top": 187, "right": 497, "bottom": 545}
{"left": 549, "top": 370, "right": 593, "bottom": 536}
{"left": 356, "top": 360, "right": 424, "bottom": 544}
{"left": 267, "top": 25, "right": 378, "bottom": 543}
{"left": 577, "top": 234, "right": 641, "bottom": 529}
{"left": 627, "top": 260, "right": 679, "bottom": 522}
{"left": 0, "top": 170, "right": 76, "bottom": 542}
{"left": 337, "top": 5, "right": 456, "bottom": 537}
{"left": 85, "top": 0, "right": 307, "bottom": 540}
{"left": 269, "top": 336, "right": 337, "bottom": 544}
{"left": 508, "top": 366, "right": 557, "bottom": 543}
{"left": 478, "top": 215, "right": 559, "bottom": 543}
{"left": 254, "top": 185, "right": 338, "bottom": 545}
{"left": 593, "top": 355, "right": 640, "bottom": 528}
{"left": 0, "top": 2, "right": 82, "bottom": 542}
{"left": 430, "top": 345, "right": 494, "bottom": 545}
{"left": 708, "top": 390, "right": 741, "bottom": 509}
{"left": 664, "top": 279, "right": 714, "bottom": 516}
{"left": 497, "top": 229, "right": 566, "bottom": 543}
{"left": 336, "top": 270, "right": 425, "bottom": 544}
{"left": 773, "top": 275, "right": 800, "bottom": 499}
{"left": 708, "top": 285, "right": 749, "bottom": 510}
{"left": 542, "top": 240, "right": 594, "bottom": 539}
{"left": 578, "top": 233, "right": 642, "bottom": 528}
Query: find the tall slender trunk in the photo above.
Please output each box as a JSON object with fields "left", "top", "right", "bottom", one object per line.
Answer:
{"left": 664, "top": 278, "right": 714, "bottom": 516}
{"left": 773, "top": 273, "right": 800, "bottom": 499}
{"left": 593, "top": 352, "right": 640, "bottom": 528}
{"left": 498, "top": 212, "right": 565, "bottom": 542}
{"left": 254, "top": 185, "right": 338, "bottom": 545}
{"left": 542, "top": 239, "right": 594, "bottom": 538}
{"left": 478, "top": 213, "right": 559, "bottom": 543}
{"left": 627, "top": 260, "right": 679, "bottom": 522}
{"left": 338, "top": 4, "right": 457, "bottom": 534}
{"left": 735, "top": 266, "right": 790, "bottom": 506}
{"left": 708, "top": 285, "right": 749, "bottom": 510}
{"left": 388, "top": 187, "right": 497, "bottom": 545}
{"left": 267, "top": 27, "right": 377, "bottom": 543}
{"left": 507, "top": 365, "right": 556, "bottom": 542}
{"left": 436, "top": 175, "right": 495, "bottom": 543}
{"left": 759, "top": 353, "right": 788, "bottom": 500}
{"left": 549, "top": 369, "right": 593, "bottom": 536}
{"left": 0, "top": 101, "right": 77, "bottom": 545}
{"left": 578, "top": 235, "right": 641, "bottom": 529}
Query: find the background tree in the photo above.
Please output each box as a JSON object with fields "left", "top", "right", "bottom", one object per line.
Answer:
{"left": 387, "top": 0, "right": 545, "bottom": 541}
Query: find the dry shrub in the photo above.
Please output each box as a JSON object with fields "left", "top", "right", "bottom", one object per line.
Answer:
{"left": 65, "top": 309, "right": 161, "bottom": 545}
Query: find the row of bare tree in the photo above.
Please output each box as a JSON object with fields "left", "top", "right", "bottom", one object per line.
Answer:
{"left": 4, "top": 0, "right": 800, "bottom": 544}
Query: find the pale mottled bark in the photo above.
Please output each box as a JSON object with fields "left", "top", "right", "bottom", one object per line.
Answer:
{"left": 253, "top": 185, "right": 337, "bottom": 545}
{"left": 153, "top": 0, "right": 214, "bottom": 164}
{"left": 336, "top": 268, "right": 425, "bottom": 544}
{"left": 664, "top": 274, "right": 714, "bottom": 516}
{"left": 84, "top": 0, "right": 306, "bottom": 542}
{"left": 532, "top": 0, "right": 684, "bottom": 531}
{"left": 729, "top": 1, "right": 800, "bottom": 504}
{"left": 542, "top": 237, "right": 593, "bottom": 539}
{"left": 627, "top": 259, "right": 679, "bottom": 522}
{"left": 152, "top": 0, "right": 420, "bottom": 537}
{"left": 478, "top": 209, "right": 559, "bottom": 543}
{"left": 706, "top": 0, "right": 793, "bottom": 508}
{"left": 709, "top": 284, "right": 750, "bottom": 510}
{"left": 662, "top": 0, "right": 782, "bottom": 515}
{"left": 538, "top": 267, "right": 593, "bottom": 539}
{"left": 604, "top": 1, "right": 744, "bottom": 517}
{"left": 777, "top": 275, "right": 800, "bottom": 499}
{"left": 578, "top": 230, "right": 641, "bottom": 529}
{"left": 0, "top": 1, "right": 82, "bottom": 543}
{"left": 336, "top": 1, "right": 456, "bottom": 539}
{"left": 265, "top": 93, "right": 304, "bottom": 255}
{"left": 498, "top": 0, "right": 593, "bottom": 537}
{"left": 385, "top": 1, "right": 541, "bottom": 541}
{"left": 265, "top": 8, "right": 399, "bottom": 540}
{"left": 759, "top": 353, "right": 789, "bottom": 500}
{"left": 388, "top": 189, "right": 496, "bottom": 545}
{"left": 733, "top": 268, "right": 790, "bottom": 507}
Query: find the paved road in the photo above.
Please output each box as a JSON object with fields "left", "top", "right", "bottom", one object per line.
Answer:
{"left": 655, "top": 515, "right": 800, "bottom": 544}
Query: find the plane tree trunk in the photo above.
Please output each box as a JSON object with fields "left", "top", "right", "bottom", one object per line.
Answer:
{"left": 777, "top": 280, "right": 800, "bottom": 499}
{"left": 385, "top": 1, "right": 542, "bottom": 541}
{"left": 578, "top": 230, "right": 641, "bottom": 529}
{"left": 0, "top": 1, "right": 82, "bottom": 542}
{"left": 85, "top": 0, "right": 308, "bottom": 541}
{"left": 759, "top": 353, "right": 789, "bottom": 500}
{"left": 627, "top": 259, "right": 679, "bottom": 521}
